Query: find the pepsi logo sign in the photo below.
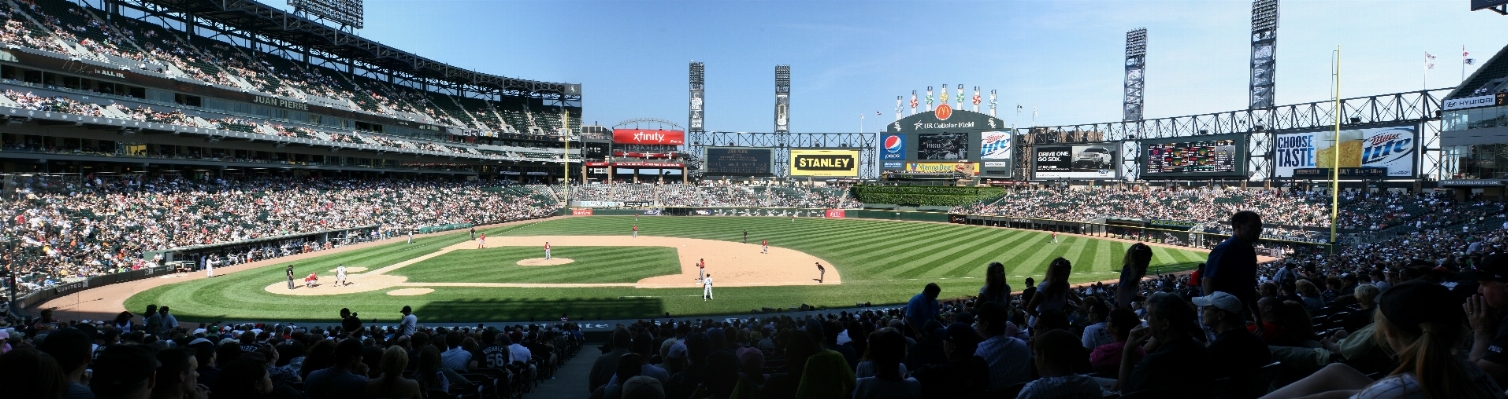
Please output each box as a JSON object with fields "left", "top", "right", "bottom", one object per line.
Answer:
{"left": 881, "top": 134, "right": 905, "bottom": 160}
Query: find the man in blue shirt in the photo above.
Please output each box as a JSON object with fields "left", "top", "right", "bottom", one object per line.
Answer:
{"left": 906, "top": 283, "right": 942, "bottom": 336}
{"left": 305, "top": 339, "right": 368, "bottom": 399}
{"left": 1203, "top": 211, "right": 1263, "bottom": 320}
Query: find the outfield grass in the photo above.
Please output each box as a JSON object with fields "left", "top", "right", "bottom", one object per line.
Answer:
{"left": 124, "top": 217, "right": 1209, "bottom": 323}
{"left": 393, "top": 246, "right": 681, "bottom": 284}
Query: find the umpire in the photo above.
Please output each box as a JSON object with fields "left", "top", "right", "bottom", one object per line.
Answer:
{"left": 286, "top": 264, "right": 295, "bottom": 289}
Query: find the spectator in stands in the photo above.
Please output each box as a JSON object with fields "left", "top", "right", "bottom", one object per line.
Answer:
{"left": 1116, "top": 292, "right": 1212, "bottom": 396}
{"left": 1089, "top": 308, "right": 1143, "bottom": 376}
{"left": 731, "top": 347, "right": 766, "bottom": 398}
{"left": 480, "top": 333, "right": 511, "bottom": 370}
{"left": 1017, "top": 329, "right": 1101, "bottom": 399}
{"left": 153, "top": 348, "right": 208, "bottom": 399}
{"left": 1026, "top": 258, "right": 1080, "bottom": 324}
{"left": 905, "top": 283, "right": 941, "bottom": 336}
{"left": 589, "top": 327, "right": 632, "bottom": 393}
{"left": 37, "top": 327, "right": 93, "bottom": 399}
{"left": 592, "top": 353, "right": 641, "bottom": 399}
{"left": 911, "top": 322, "right": 989, "bottom": 399}
{"left": 703, "top": 351, "right": 740, "bottom": 399}
{"left": 1115, "top": 243, "right": 1155, "bottom": 310}
{"left": 795, "top": 319, "right": 856, "bottom": 398}
{"left": 1262, "top": 281, "right": 1502, "bottom": 399}
{"left": 303, "top": 339, "right": 367, "bottom": 399}
{"left": 364, "top": 346, "right": 422, "bottom": 399}
{"left": 852, "top": 328, "right": 920, "bottom": 399}
{"left": 1295, "top": 279, "right": 1326, "bottom": 314}
{"left": 209, "top": 357, "right": 274, "bottom": 399}
{"left": 439, "top": 331, "right": 474, "bottom": 372}
{"left": 976, "top": 262, "right": 1010, "bottom": 307}
{"left": 760, "top": 330, "right": 811, "bottom": 399}
{"left": 1467, "top": 253, "right": 1508, "bottom": 387}
{"left": 973, "top": 301, "right": 1030, "bottom": 392}
{"left": 92, "top": 345, "right": 159, "bottom": 399}
{"left": 1080, "top": 302, "right": 1112, "bottom": 350}
{"left": 665, "top": 332, "right": 711, "bottom": 399}
{"left": 413, "top": 346, "right": 446, "bottom": 394}
{"left": 0, "top": 348, "right": 69, "bottom": 399}
{"left": 1204, "top": 211, "right": 1263, "bottom": 320}
{"left": 1021, "top": 277, "right": 1037, "bottom": 307}
{"left": 1195, "top": 291, "right": 1271, "bottom": 381}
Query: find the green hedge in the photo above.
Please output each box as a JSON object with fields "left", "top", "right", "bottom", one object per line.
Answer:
{"left": 852, "top": 185, "right": 1005, "bottom": 206}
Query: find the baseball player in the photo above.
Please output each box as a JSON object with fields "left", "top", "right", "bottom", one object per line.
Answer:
{"left": 743, "top": 230, "right": 748, "bottom": 244}
{"left": 633, "top": 225, "right": 638, "bottom": 238}
{"left": 408, "top": 230, "right": 414, "bottom": 244}
{"left": 478, "top": 233, "right": 486, "bottom": 249}
{"left": 286, "top": 265, "right": 295, "bottom": 289}
{"left": 697, "top": 258, "right": 706, "bottom": 281}
{"left": 702, "top": 274, "right": 714, "bottom": 301}
{"left": 1051, "top": 231, "right": 1058, "bottom": 244}
{"left": 304, "top": 271, "right": 319, "bottom": 288}
{"left": 335, "top": 264, "right": 347, "bottom": 287}
{"left": 761, "top": 239, "right": 768, "bottom": 254}
{"left": 816, "top": 262, "right": 825, "bottom": 283}
{"left": 544, "top": 242, "right": 552, "bottom": 260}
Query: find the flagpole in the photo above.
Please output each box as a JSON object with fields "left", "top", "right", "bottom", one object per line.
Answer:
{"left": 1331, "top": 46, "right": 1341, "bottom": 253}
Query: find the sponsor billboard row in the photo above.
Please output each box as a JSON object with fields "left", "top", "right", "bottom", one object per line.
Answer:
{"left": 790, "top": 149, "right": 860, "bottom": 177}
{"left": 904, "top": 162, "right": 979, "bottom": 175}
{"left": 1273, "top": 125, "right": 1416, "bottom": 178}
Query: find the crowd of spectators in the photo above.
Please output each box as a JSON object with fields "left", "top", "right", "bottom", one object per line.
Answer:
{"left": 0, "top": 305, "right": 581, "bottom": 399}
{"left": 1, "top": 175, "right": 557, "bottom": 295}
{"left": 569, "top": 182, "right": 863, "bottom": 209}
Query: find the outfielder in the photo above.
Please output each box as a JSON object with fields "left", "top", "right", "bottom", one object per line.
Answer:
{"left": 633, "top": 225, "right": 638, "bottom": 238}
{"left": 335, "top": 264, "right": 347, "bottom": 286}
{"left": 702, "top": 274, "right": 714, "bottom": 301}
{"left": 761, "top": 239, "right": 768, "bottom": 254}
{"left": 1051, "top": 231, "right": 1058, "bottom": 244}
{"left": 478, "top": 233, "right": 486, "bottom": 248}
{"left": 408, "top": 230, "right": 414, "bottom": 244}
{"left": 544, "top": 242, "right": 552, "bottom": 260}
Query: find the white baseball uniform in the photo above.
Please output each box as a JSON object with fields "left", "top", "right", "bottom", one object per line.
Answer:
{"left": 336, "top": 265, "right": 347, "bottom": 286}
{"left": 702, "top": 276, "right": 714, "bottom": 300}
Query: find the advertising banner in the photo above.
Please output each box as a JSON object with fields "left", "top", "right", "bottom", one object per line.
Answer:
{"left": 571, "top": 208, "right": 594, "bottom": 216}
{"left": 791, "top": 149, "right": 860, "bottom": 177}
{"left": 775, "top": 93, "right": 790, "bottom": 132}
{"left": 881, "top": 134, "right": 906, "bottom": 160}
{"left": 1140, "top": 134, "right": 1246, "bottom": 178}
{"left": 825, "top": 209, "right": 846, "bottom": 218}
{"left": 1273, "top": 125, "right": 1417, "bottom": 178}
{"left": 918, "top": 132, "right": 969, "bottom": 160}
{"left": 1033, "top": 144, "right": 1119, "bottom": 179}
{"left": 689, "top": 88, "right": 704, "bottom": 130}
{"left": 612, "top": 129, "right": 685, "bottom": 145}
{"left": 980, "top": 131, "right": 1011, "bottom": 160}
{"left": 577, "top": 201, "right": 625, "bottom": 208}
{"left": 904, "top": 162, "right": 979, "bottom": 176}
{"left": 704, "top": 148, "right": 774, "bottom": 176}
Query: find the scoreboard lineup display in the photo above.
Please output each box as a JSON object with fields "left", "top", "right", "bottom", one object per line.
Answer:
{"left": 1145, "top": 139, "right": 1237, "bottom": 174}
{"left": 703, "top": 148, "right": 773, "bottom": 176}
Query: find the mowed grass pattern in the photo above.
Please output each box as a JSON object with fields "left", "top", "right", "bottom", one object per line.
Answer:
{"left": 393, "top": 246, "right": 681, "bottom": 284}
{"left": 124, "top": 217, "right": 1210, "bottom": 323}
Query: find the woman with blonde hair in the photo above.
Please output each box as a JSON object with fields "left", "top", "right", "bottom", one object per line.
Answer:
{"left": 1260, "top": 281, "right": 1502, "bottom": 399}
{"left": 1026, "top": 258, "right": 1081, "bottom": 326}
{"left": 365, "top": 346, "right": 422, "bottom": 399}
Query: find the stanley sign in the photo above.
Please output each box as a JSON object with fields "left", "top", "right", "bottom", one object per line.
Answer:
{"left": 790, "top": 149, "right": 860, "bottom": 177}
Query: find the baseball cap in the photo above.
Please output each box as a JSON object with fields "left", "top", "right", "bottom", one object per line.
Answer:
{"left": 1379, "top": 280, "right": 1466, "bottom": 336}
{"left": 1192, "top": 291, "right": 1243, "bottom": 313}
{"left": 1458, "top": 254, "right": 1508, "bottom": 283}
{"left": 400, "top": 305, "right": 412, "bottom": 314}
{"left": 621, "top": 375, "right": 665, "bottom": 399}
{"left": 735, "top": 347, "right": 764, "bottom": 371}
{"left": 665, "top": 342, "right": 688, "bottom": 360}
{"left": 941, "top": 322, "right": 981, "bottom": 348}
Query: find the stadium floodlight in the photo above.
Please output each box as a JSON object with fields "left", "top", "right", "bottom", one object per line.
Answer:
{"left": 289, "top": 0, "right": 364, "bottom": 30}
{"left": 775, "top": 65, "right": 791, "bottom": 134}
{"left": 1123, "top": 28, "right": 1148, "bottom": 122}
{"left": 1249, "top": 0, "right": 1279, "bottom": 109}
{"left": 689, "top": 62, "right": 705, "bottom": 133}
{"left": 1473, "top": 0, "right": 1508, "bottom": 14}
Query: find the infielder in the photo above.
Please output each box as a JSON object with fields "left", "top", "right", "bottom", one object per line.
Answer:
{"left": 761, "top": 239, "right": 768, "bottom": 254}
{"left": 743, "top": 230, "right": 748, "bottom": 244}
{"left": 702, "top": 274, "right": 714, "bottom": 301}
{"left": 816, "top": 262, "right": 825, "bottom": 283}
{"left": 408, "top": 230, "right": 414, "bottom": 244}
{"left": 544, "top": 242, "right": 552, "bottom": 260}
{"left": 286, "top": 265, "right": 295, "bottom": 289}
{"left": 697, "top": 258, "right": 706, "bottom": 281}
{"left": 478, "top": 233, "right": 486, "bottom": 248}
{"left": 632, "top": 225, "right": 638, "bottom": 238}
{"left": 335, "top": 264, "right": 347, "bottom": 287}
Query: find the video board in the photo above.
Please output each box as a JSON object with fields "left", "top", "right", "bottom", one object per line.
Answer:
{"left": 1273, "top": 124, "right": 1417, "bottom": 178}
{"left": 1033, "top": 143, "right": 1119, "bottom": 179}
{"left": 918, "top": 133, "right": 969, "bottom": 160}
{"left": 703, "top": 147, "right": 773, "bottom": 176}
{"left": 1140, "top": 134, "right": 1247, "bottom": 178}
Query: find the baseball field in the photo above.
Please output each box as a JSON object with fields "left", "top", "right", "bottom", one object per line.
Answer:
{"left": 109, "top": 216, "right": 1212, "bottom": 324}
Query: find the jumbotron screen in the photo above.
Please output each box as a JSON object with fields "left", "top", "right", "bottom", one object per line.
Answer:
{"left": 1141, "top": 135, "right": 1245, "bottom": 178}
{"left": 703, "top": 147, "right": 773, "bottom": 176}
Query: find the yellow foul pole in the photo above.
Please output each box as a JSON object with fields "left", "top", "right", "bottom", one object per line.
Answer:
{"left": 563, "top": 110, "right": 570, "bottom": 209}
{"left": 1329, "top": 46, "right": 1340, "bottom": 251}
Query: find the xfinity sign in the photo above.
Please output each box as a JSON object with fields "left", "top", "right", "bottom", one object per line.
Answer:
{"left": 1445, "top": 95, "right": 1496, "bottom": 111}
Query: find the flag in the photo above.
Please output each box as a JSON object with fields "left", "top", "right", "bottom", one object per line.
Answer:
{"left": 876, "top": 111, "right": 882, "bottom": 116}
{"left": 1467, "top": 58, "right": 1476, "bottom": 65}
{"left": 1426, "top": 51, "right": 1436, "bottom": 70}
{"left": 1465, "top": 46, "right": 1476, "bottom": 65}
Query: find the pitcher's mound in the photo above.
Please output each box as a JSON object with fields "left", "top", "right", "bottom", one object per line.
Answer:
{"left": 387, "top": 288, "right": 433, "bottom": 296}
{"left": 517, "top": 258, "right": 574, "bottom": 266}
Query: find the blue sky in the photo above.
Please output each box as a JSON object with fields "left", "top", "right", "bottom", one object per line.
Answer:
{"left": 285, "top": 0, "right": 1508, "bottom": 132}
